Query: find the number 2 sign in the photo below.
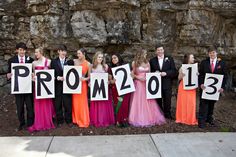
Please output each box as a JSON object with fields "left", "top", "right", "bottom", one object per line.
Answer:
{"left": 202, "top": 73, "right": 224, "bottom": 101}
{"left": 111, "top": 64, "right": 135, "bottom": 96}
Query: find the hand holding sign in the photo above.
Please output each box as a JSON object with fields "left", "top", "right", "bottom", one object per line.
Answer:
{"left": 201, "top": 73, "right": 224, "bottom": 101}
{"left": 35, "top": 69, "right": 55, "bottom": 99}
{"left": 182, "top": 63, "right": 198, "bottom": 90}
{"left": 146, "top": 72, "right": 162, "bottom": 99}
{"left": 90, "top": 73, "right": 108, "bottom": 101}
{"left": 11, "top": 63, "right": 32, "bottom": 94}
{"left": 63, "top": 66, "right": 82, "bottom": 94}
{"left": 111, "top": 64, "right": 135, "bottom": 96}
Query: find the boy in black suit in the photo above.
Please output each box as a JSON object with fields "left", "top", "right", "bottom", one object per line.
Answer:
{"left": 198, "top": 46, "right": 227, "bottom": 128}
{"left": 149, "top": 45, "right": 177, "bottom": 119}
{"left": 7, "top": 42, "right": 34, "bottom": 131}
{"left": 51, "top": 44, "right": 73, "bottom": 127}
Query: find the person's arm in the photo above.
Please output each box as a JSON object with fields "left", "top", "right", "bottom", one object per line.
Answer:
{"left": 149, "top": 59, "right": 154, "bottom": 72}
{"left": 178, "top": 68, "right": 185, "bottom": 81}
{"left": 220, "top": 61, "right": 227, "bottom": 90}
{"left": 6, "top": 57, "right": 13, "bottom": 80}
{"left": 165, "top": 56, "right": 177, "bottom": 78}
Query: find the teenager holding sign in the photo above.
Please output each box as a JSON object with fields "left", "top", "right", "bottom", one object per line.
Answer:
{"left": 175, "top": 54, "right": 198, "bottom": 125}
{"left": 51, "top": 45, "right": 73, "bottom": 128}
{"left": 198, "top": 46, "right": 227, "bottom": 128}
{"left": 7, "top": 42, "right": 34, "bottom": 131}
{"left": 28, "top": 48, "right": 55, "bottom": 132}
{"left": 149, "top": 45, "right": 177, "bottom": 119}
{"left": 71, "top": 48, "right": 90, "bottom": 127}
{"left": 109, "top": 54, "right": 131, "bottom": 127}
{"left": 129, "top": 49, "right": 165, "bottom": 127}
{"left": 89, "top": 51, "right": 115, "bottom": 127}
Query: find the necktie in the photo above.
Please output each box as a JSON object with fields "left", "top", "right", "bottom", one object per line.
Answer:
{"left": 61, "top": 60, "right": 64, "bottom": 68}
{"left": 211, "top": 60, "right": 215, "bottom": 73}
{"left": 20, "top": 57, "right": 24, "bottom": 63}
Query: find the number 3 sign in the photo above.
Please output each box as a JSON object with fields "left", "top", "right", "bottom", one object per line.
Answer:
{"left": 202, "top": 73, "right": 224, "bottom": 101}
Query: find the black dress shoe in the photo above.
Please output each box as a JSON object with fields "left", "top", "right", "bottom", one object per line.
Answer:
{"left": 206, "top": 120, "right": 216, "bottom": 126}
{"left": 198, "top": 123, "right": 206, "bottom": 128}
{"left": 67, "top": 123, "right": 74, "bottom": 128}
{"left": 15, "top": 125, "right": 24, "bottom": 132}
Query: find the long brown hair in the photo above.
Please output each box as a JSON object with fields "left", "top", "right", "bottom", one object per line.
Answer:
{"left": 92, "top": 51, "right": 106, "bottom": 70}
{"left": 183, "top": 54, "right": 193, "bottom": 64}
{"left": 134, "top": 49, "right": 148, "bottom": 67}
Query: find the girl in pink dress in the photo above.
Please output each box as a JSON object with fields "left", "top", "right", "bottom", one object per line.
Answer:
{"left": 129, "top": 49, "right": 166, "bottom": 127}
{"left": 89, "top": 51, "right": 115, "bottom": 127}
{"left": 28, "top": 48, "right": 55, "bottom": 132}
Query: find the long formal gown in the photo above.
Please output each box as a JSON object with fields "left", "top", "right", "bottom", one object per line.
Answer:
{"left": 90, "top": 66, "right": 115, "bottom": 127}
{"left": 129, "top": 65, "right": 166, "bottom": 127}
{"left": 28, "top": 59, "right": 55, "bottom": 132}
{"left": 72, "top": 60, "right": 90, "bottom": 127}
{"left": 175, "top": 80, "right": 198, "bottom": 125}
{"left": 109, "top": 68, "right": 131, "bottom": 125}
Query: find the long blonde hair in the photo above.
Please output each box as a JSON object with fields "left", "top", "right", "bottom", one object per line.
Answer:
{"left": 134, "top": 49, "right": 148, "bottom": 67}
{"left": 92, "top": 51, "right": 106, "bottom": 70}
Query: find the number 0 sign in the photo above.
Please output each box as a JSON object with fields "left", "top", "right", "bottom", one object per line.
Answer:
{"left": 202, "top": 73, "right": 224, "bottom": 101}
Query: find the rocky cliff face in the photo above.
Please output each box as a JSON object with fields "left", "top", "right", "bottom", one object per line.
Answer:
{"left": 0, "top": 0, "right": 236, "bottom": 90}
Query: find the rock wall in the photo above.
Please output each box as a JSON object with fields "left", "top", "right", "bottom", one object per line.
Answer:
{"left": 0, "top": 0, "right": 236, "bottom": 90}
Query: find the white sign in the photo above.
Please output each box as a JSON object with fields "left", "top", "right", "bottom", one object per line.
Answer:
{"left": 63, "top": 66, "right": 82, "bottom": 94}
{"left": 11, "top": 63, "right": 32, "bottom": 94}
{"left": 202, "top": 73, "right": 224, "bottom": 101}
{"left": 90, "top": 73, "right": 108, "bottom": 101}
{"left": 35, "top": 69, "right": 55, "bottom": 99}
{"left": 111, "top": 64, "right": 135, "bottom": 96}
{"left": 182, "top": 63, "right": 198, "bottom": 90}
{"left": 146, "top": 72, "right": 162, "bottom": 99}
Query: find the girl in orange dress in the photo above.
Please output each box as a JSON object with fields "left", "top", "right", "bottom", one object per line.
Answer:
{"left": 175, "top": 54, "right": 198, "bottom": 125}
{"left": 72, "top": 48, "right": 90, "bottom": 127}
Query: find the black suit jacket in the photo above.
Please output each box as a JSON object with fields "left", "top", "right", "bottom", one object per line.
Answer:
{"left": 149, "top": 55, "right": 177, "bottom": 90}
{"left": 50, "top": 57, "right": 73, "bottom": 95}
{"left": 7, "top": 55, "right": 34, "bottom": 73}
{"left": 199, "top": 57, "right": 227, "bottom": 89}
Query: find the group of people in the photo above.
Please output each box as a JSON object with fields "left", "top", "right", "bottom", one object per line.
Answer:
{"left": 7, "top": 42, "right": 227, "bottom": 132}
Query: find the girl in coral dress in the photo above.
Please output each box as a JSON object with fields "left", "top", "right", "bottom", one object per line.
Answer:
{"left": 175, "top": 54, "right": 198, "bottom": 125}
{"left": 72, "top": 48, "right": 90, "bottom": 127}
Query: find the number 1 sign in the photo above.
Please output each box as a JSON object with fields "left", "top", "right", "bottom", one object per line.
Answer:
{"left": 202, "top": 73, "right": 224, "bottom": 101}
{"left": 182, "top": 63, "right": 198, "bottom": 90}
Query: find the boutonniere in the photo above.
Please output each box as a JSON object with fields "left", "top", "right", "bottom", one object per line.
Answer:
{"left": 26, "top": 56, "right": 30, "bottom": 61}
{"left": 217, "top": 65, "right": 221, "bottom": 69}
{"left": 164, "top": 57, "right": 169, "bottom": 62}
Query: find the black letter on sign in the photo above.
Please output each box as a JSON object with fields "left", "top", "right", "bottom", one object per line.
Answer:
{"left": 92, "top": 79, "right": 106, "bottom": 98}
{"left": 13, "top": 66, "right": 30, "bottom": 92}
{"left": 148, "top": 76, "right": 159, "bottom": 95}
{"left": 36, "top": 72, "right": 52, "bottom": 97}
{"left": 185, "top": 67, "right": 196, "bottom": 87}
{"left": 206, "top": 77, "right": 218, "bottom": 95}
{"left": 66, "top": 69, "right": 80, "bottom": 90}
{"left": 115, "top": 68, "right": 130, "bottom": 90}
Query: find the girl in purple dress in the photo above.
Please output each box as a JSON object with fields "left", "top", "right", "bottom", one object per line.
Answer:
{"left": 28, "top": 48, "right": 55, "bottom": 132}
{"left": 129, "top": 49, "right": 166, "bottom": 127}
{"left": 89, "top": 51, "right": 115, "bottom": 127}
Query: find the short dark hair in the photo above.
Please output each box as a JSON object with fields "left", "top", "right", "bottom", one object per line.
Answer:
{"left": 16, "top": 42, "right": 27, "bottom": 50}
{"left": 208, "top": 46, "right": 217, "bottom": 53}
{"left": 155, "top": 44, "right": 163, "bottom": 50}
{"left": 57, "top": 44, "right": 67, "bottom": 51}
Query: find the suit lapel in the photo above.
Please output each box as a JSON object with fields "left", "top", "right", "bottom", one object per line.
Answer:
{"left": 162, "top": 55, "right": 166, "bottom": 71}
{"left": 214, "top": 60, "right": 219, "bottom": 73}
{"left": 155, "top": 57, "right": 161, "bottom": 71}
